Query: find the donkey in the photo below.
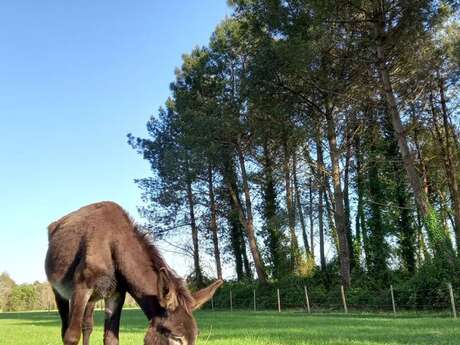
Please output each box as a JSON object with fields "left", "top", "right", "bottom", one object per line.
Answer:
{"left": 45, "top": 201, "right": 222, "bottom": 345}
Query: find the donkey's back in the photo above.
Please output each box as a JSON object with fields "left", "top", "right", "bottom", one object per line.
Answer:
{"left": 45, "top": 201, "right": 135, "bottom": 300}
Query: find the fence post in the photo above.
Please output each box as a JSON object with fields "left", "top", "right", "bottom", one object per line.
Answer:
{"left": 253, "top": 289, "right": 256, "bottom": 312}
{"left": 390, "top": 285, "right": 396, "bottom": 316}
{"left": 211, "top": 296, "right": 214, "bottom": 311}
{"left": 230, "top": 289, "right": 233, "bottom": 312}
{"left": 304, "top": 286, "right": 311, "bottom": 313}
{"left": 277, "top": 288, "right": 281, "bottom": 313}
{"left": 341, "top": 285, "right": 348, "bottom": 314}
{"left": 448, "top": 282, "right": 457, "bottom": 319}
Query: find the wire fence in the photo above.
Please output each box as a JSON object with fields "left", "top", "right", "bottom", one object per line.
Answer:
{"left": 205, "top": 282, "right": 459, "bottom": 318}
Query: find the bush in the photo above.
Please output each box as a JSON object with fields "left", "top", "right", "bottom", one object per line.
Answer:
{"left": 204, "top": 262, "right": 460, "bottom": 313}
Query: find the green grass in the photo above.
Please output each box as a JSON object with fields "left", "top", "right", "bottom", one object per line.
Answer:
{"left": 0, "top": 310, "right": 459, "bottom": 345}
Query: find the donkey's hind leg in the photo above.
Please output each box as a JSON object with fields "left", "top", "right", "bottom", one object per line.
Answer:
{"left": 82, "top": 301, "right": 96, "bottom": 345}
{"left": 63, "top": 285, "right": 93, "bottom": 345}
{"left": 53, "top": 289, "right": 69, "bottom": 341}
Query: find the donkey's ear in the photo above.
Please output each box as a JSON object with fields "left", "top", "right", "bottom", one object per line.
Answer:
{"left": 192, "top": 279, "right": 223, "bottom": 311}
{"left": 157, "top": 267, "right": 179, "bottom": 311}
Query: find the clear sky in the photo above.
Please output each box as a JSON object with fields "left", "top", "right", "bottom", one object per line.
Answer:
{"left": 0, "top": 1, "right": 230, "bottom": 284}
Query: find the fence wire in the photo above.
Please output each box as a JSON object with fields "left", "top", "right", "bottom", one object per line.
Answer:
{"left": 205, "top": 283, "right": 459, "bottom": 318}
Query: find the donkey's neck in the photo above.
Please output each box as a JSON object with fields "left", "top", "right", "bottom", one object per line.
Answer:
{"left": 129, "top": 288, "right": 166, "bottom": 321}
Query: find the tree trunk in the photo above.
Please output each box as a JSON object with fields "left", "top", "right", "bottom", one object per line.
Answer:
{"left": 222, "top": 150, "right": 248, "bottom": 281}
{"left": 367, "top": 127, "right": 387, "bottom": 280}
{"left": 416, "top": 209, "right": 431, "bottom": 263}
{"left": 374, "top": 22, "right": 453, "bottom": 259}
{"left": 318, "top": 180, "right": 326, "bottom": 271}
{"left": 283, "top": 141, "right": 301, "bottom": 270}
{"left": 263, "top": 141, "right": 287, "bottom": 279}
{"left": 437, "top": 75, "right": 460, "bottom": 248}
{"left": 234, "top": 139, "right": 268, "bottom": 283}
{"left": 412, "top": 113, "right": 431, "bottom": 198}
{"left": 324, "top": 109, "right": 351, "bottom": 287}
{"left": 385, "top": 119, "right": 416, "bottom": 273}
{"left": 228, "top": 194, "right": 244, "bottom": 281}
{"left": 317, "top": 133, "right": 339, "bottom": 256}
{"left": 309, "top": 177, "right": 314, "bottom": 258}
{"left": 324, "top": 189, "right": 339, "bottom": 254}
{"left": 226, "top": 170, "right": 254, "bottom": 281}
{"left": 207, "top": 165, "right": 223, "bottom": 280}
{"left": 315, "top": 132, "right": 327, "bottom": 270}
{"left": 293, "top": 150, "right": 310, "bottom": 254}
{"left": 343, "top": 123, "right": 354, "bottom": 269}
{"left": 241, "top": 241, "right": 253, "bottom": 280}
{"left": 185, "top": 177, "right": 203, "bottom": 286}
{"left": 354, "top": 134, "right": 366, "bottom": 271}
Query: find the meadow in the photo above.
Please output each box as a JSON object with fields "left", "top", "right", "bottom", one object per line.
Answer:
{"left": 0, "top": 309, "right": 459, "bottom": 345}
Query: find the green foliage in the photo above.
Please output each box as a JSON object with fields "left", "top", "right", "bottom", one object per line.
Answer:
{"left": 0, "top": 274, "right": 55, "bottom": 312}
{"left": 0, "top": 273, "right": 16, "bottom": 312}
{"left": 5, "top": 285, "right": 38, "bottom": 312}
{"left": 421, "top": 205, "right": 456, "bottom": 275}
{"left": 295, "top": 253, "right": 316, "bottom": 278}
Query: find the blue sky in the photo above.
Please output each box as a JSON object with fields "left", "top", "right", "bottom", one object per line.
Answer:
{"left": 0, "top": 1, "right": 230, "bottom": 283}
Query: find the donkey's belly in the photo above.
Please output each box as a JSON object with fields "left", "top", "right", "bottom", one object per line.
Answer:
{"left": 90, "top": 274, "right": 118, "bottom": 301}
{"left": 50, "top": 274, "right": 118, "bottom": 301}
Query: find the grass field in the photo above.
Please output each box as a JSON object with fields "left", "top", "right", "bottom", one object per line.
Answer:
{"left": 0, "top": 309, "right": 459, "bottom": 345}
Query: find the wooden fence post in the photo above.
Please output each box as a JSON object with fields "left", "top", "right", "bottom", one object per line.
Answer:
{"left": 304, "top": 286, "right": 311, "bottom": 313}
{"left": 230, "top": 289, "right": 233, "bottom": 312}
{"left": 277, "top": 288, "right": 281, "bottom": 313}
{"left": 390, "top": 285, "right": 396, "bottom": 316}
{"left": 448, "top": 283, "right": 457, "bottom": 319}
{"left": 253, "top": 289, "right": 256, "bottom": 312}
{"left": 341, "top": 285, "right": 348, "bottom": 314}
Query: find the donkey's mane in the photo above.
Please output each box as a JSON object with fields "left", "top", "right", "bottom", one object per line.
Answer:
{"left": 131, "top": 222, "right": 194, "bottom": 313}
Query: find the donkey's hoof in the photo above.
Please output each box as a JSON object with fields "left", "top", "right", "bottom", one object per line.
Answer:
{"left": 63, "top": 331, "right": 80, "bottom": 345}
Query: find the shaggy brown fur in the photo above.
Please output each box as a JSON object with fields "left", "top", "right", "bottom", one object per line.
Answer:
{"left": 45, "top": 201, "right": 222, "bottom": 345}
{"left": 131, "top": 227, "right": 195, "bottom": 314}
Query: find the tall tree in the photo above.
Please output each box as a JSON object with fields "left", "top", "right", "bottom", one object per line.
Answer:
{"left": 207, "top": 165, "right": 223, "bottom": 279}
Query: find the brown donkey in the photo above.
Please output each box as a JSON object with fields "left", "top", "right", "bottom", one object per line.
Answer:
{"left": 45, "top": 201, "right": 222, "bottom": 345}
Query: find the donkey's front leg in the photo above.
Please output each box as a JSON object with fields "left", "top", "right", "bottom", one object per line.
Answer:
{"left": 104, "top": 291, "right": 126, "bottom": 345}
{"left": 64, "top": 285, "right": 93, "bottom": 345}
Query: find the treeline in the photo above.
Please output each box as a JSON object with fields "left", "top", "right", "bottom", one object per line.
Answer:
{"left": 0, "top": 272, "right": 55, "bottom": 312}
{"left": 0, "top": 273, "right": 140, "bottom": 312}
{"left": 129, "top": 0, "right": 460, "bottom": 288}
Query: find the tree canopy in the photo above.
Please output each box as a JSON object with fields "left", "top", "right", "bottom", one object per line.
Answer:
{"left": 129, "top": 0, "right": 460, "bottom": 288}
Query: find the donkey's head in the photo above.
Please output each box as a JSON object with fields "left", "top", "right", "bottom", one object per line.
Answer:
{"left": 145, "top": 269, "right": 223, "bottom": 345}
